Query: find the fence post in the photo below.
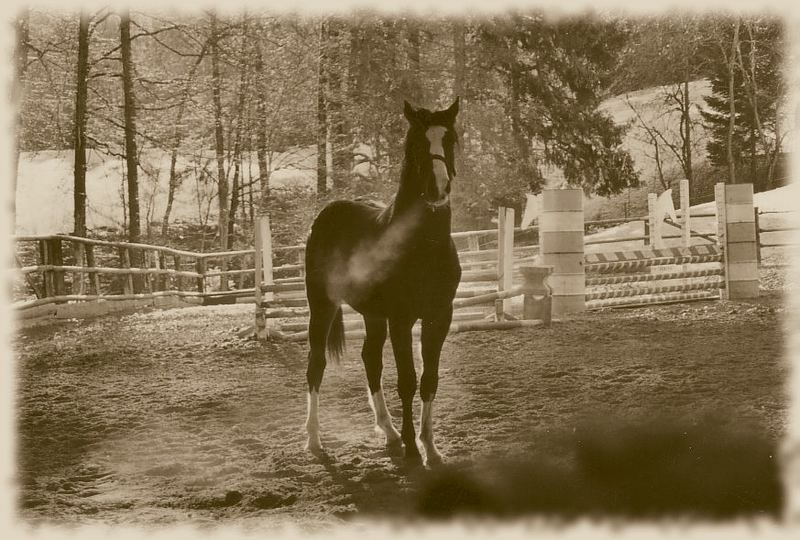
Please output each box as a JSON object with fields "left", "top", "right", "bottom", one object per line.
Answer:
{"left": 496, "top": 207, "right": 515, "bottom": 320}
{"left": 71, "top": 241, "right": 86, "bottom": 295}
{"left": 119, "top": 247, "right": 134, "bottom": 295}
{"left": 647, "top": 192, "right": 661, "bottom": 248}
{"left": 45, "top": 238, "right": 66, "bottom": 296}
{"left": 173, "top": 255, "right": 183, "bottom": 292}
{"left": 157, "top": 252, "right": 167, "bottom": 291}
{"left": 254, "top": 215, "right": 274, "bottom": 340}
{"left": 719, "top": 183, "right": 758, "bottom": 299}
{"left": 38, "top": 240, "right": 51, "bottom": 297}
{"left": 714, "top": 183, "right": 729, "bottom": 299}
{"left": 238, "top": 255, "right": 246, "bottom": 290}
{"left": 753, "top": 207, "right": 761, "bottom": 265}
{"left": 540, "top": 189, "right": 585, "bottom": 316}
{"left": 85, "top": 244, "right": 100, "bottom": 295}
{"left": 680, "top": 178, "right": 690, "bottom": 248}
{"left": 220, "top": 255, "right": 229, "bottom": 292}
{"left": 143, "top": 250, "right": 153, "bottom": 293}
{"left": 195, "top": 257, "right": 207, "bottom": 293}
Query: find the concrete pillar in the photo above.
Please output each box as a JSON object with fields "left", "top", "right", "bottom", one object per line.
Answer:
{"left": 539, "top": 189, "right": 585, "bottom": 316}
{"left": 715, "top": 183, "right": 758, "bottom": 299}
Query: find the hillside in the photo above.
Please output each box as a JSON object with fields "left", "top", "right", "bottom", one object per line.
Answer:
{"left": 15, "top": 80, "right": 719, "bottom": 236}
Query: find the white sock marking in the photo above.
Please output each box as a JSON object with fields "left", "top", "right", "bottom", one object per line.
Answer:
{"left": 420, "top": 399, "right": 442, "bottom": 464}
{"left": 305, "top": 390, "right": 321, "bottom": 450}
{"left": 370, "top": 389, "right": 401, "bottom": 443}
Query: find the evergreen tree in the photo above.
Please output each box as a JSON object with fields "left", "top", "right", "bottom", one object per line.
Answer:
{"left": 458, "top": 13, "right": 638, "bottom": 224}
{"left": 700, "top": 18, "right": 784, "bottom": 189}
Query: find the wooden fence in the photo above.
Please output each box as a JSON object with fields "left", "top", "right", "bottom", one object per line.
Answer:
{"left": 11, "top": 185, "right": 797, "bottom": 324}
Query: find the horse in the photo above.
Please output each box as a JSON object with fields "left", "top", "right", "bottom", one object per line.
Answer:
{"left": 303, "top": 98, "right": 461, "bottom": 466}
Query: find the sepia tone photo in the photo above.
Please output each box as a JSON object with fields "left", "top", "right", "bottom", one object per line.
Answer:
{"left": 5, "top": 1, "right": 799, "bottom": 536}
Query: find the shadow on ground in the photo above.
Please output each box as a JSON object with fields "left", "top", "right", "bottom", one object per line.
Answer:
{"left": 413, "top": 413, "right": 782, "bottom": 521}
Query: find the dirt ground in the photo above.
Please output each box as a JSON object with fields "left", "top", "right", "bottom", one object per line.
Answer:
{"left": 13, "top": 285, "right": 791, "bottom": 531}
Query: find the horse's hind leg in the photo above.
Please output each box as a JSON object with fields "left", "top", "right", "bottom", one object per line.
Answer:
{"left": 305, "top": 287, "right": 337, "bottom": 453}
{"left": 362, "top": 316, "right": 401, "bottom": 446}
{"left": 419, "top": 310, "right": 453, "bottom": 466}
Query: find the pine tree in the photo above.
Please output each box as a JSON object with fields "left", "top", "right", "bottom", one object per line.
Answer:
{"left": 470, "top": 14, "right": 638, "bottom": 203}
{"left": 700, "top": 18, "right": 784, "bottom": 189}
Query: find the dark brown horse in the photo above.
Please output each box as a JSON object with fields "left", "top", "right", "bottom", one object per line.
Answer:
{"left": 304, "top": 98, "right": 461, "bottom": 465}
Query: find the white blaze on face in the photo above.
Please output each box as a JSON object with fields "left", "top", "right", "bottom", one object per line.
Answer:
{"left": 425, "top": 126, "right": 449, "bottom": 200}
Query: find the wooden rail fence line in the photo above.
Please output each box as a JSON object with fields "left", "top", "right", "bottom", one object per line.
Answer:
{"left": 12, "top": 182, "right": 797, "bottom": 327}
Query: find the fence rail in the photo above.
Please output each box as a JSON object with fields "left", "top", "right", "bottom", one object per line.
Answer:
{"left": 11, "top": 197, "right": 797, "bottom": 320}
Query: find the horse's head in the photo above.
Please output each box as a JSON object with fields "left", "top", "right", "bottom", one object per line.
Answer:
{"left": 403, "top": 98, "right": 459, "bottom": 209}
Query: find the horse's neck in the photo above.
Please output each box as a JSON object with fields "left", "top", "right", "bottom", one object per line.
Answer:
{"left": 386, "top": 159, "right": 453, "bottom": 242}
{"left": 388, "top": 199, "right": 452, "bottom": 244}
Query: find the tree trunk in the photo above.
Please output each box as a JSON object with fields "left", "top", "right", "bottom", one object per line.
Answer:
{"left": 727, "top": 20, "right": 739, "bottom": 184}
{"left": 325, "top": 20, "right": 348, "bottom": 191}
{"left": 682, "top": 77, "right": 692, "bottom": 184}
{"left": 508, "top": 59, "right": 532, "bottom": 177}
{"left": 316, "top": 19, "right": 329, "bottom": 196}
{"left": 73, "top": 12, "right": 89, "bottom": 237}
{"left": 13, "top": 10, "right": 30, "bottom": 231}
{"left": 162, "top": 43, "right": 206, "bottom": 237}
{"left": 228, "top": 19, "right": 249, "bottom": 250}
{"left": 452, "top": 22, "right": 467, "bottom": 144}
{"left": 120, "top": 10, "right": 143, "bottom": 291}
{"left": 120, "top": 11, "right": 141, "bottom": 243}
{"left": 254, "top": 39, "right": 270, "bottom": 207}
{"left": 210, "top": 13, "right": 228, "bottom": 251}
{"left": 406, "top": 22, "right": 422, "bottom": 104}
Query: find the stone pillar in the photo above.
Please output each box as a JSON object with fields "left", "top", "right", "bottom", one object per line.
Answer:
{"left": 715, "top": 182, "right": 758, "bottom": 299}
{"left": 539, "top": 189, "right": 585, "bottom": 316}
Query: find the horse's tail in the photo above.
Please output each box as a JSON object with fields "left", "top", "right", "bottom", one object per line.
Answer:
{"left": 326, "top": 306, "right": 345, "bottom": 365}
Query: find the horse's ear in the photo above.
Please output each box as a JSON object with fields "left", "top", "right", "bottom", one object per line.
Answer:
{"left": 403, "top": 100, "right": 417, "bottom": 125}
{"left": 444, "top": 97, "right": 459, "bottom": 123}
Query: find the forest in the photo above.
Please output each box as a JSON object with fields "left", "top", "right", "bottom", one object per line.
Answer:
{"left": 11, "top": 9, "right": 788, "bottom": 252}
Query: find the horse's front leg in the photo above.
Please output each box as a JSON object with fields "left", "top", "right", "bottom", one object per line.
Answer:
{"left": 388, "top": 317, "right": 422, "bottom": 463}
{"left": 419, "top": 308, "right": 453, "bottom": 466}
{"left": 362, "top": 316, "right": 401, "bottom": 446}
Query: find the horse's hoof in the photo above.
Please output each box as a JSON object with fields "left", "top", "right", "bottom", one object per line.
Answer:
{"left": 386, "top": 431, "right": 402, "bottom": 447}
{"left": 305, "top": 439, "right": 323, "bottom": 454}
{"left": 375, "top": 425, "right": 402, "bottom": 447}
{"left": 404, "top": 448, "right": 424, "bottom": 466}
{"left": 425, "top": 451, "right": 444, "bottom": 468}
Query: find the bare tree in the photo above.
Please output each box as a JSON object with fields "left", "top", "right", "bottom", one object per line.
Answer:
{"left": 253, "top": 30, "right": 270, "bottom": 204}
{"left": 735, "top": 20, "right": 784, "bottom": 189}
{"left": 119, "top": 9, "right": 141, "bottom": 244}
{"left": 210, "top": 12, "right": 229, "bottom": 251}
{"left": 73, "top": 11, "right": 90, "bottom": 237}
{"left": 316, "top": 18, "right": 329, "bottom": 195}
{"left": 12, "top": 9, "right": 30, "bottom": 228}
{"left": 119, "top": 9, "right": 144, "bottom": 291}
{"left": 227, "top": 16, "right": 250, "bottom": 249}
{"left": 162, "top": 41, "right": 208, "bottom": 237}
{"left": 452, "top": 21, "right": 467, "bottom": 145}
{"left": 727, "top": 20, "right": 740, "bottom": 184}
